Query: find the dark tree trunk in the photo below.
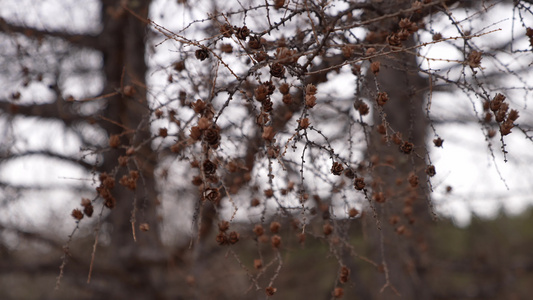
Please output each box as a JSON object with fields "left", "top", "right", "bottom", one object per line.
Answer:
{"left": 363, "top": 1, "right": 433, "bottom": 298}
{"left": 97, "top": 1, "right": 167, "bottom": 298}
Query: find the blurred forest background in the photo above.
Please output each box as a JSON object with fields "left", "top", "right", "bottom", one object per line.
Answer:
{"left": 1, "top": 0, "right": 533, "bottom": 299}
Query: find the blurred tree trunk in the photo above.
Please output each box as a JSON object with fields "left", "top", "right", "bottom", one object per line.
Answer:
{"left": 367, "top": 42, "right": 432, "bottom": 300}
{"left": 97, "top": 1, "right": 167, "bottom": 298}
{"left": 363, "top": 1, "right": 432, "bottom": 298}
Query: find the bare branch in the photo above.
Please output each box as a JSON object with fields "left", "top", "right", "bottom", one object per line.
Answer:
{"left": 0, "top": 17, "right": 102, "bottom": 51}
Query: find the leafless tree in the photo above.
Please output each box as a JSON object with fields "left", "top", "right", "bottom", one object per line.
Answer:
{"left": 1, "top": 0, "right": 533, "bottom": 299}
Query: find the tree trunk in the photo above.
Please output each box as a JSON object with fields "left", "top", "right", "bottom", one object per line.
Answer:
{"left": 363, "top": 1, "right": 433, "bottom": 298}
{"left": 98, "top": 1, "right": 167, "bottom": 298}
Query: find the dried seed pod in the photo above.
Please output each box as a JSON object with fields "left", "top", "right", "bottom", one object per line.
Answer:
{"left": 508, "top": 109, "right": 519, "bottom": 121}
{"left": 100, "top": 189, "right": 115, "bottom": 209}
{"left": 484, "top": 112, "right": 492, "bottom": 123}
{"left": 331, "top": 162, "right": 344, "bottom": 175}
{"left": 202, "top": 159, "right": 217, "bottom": 175}
{"left": 365, "top": 48, "right": 376, "bottom": 56}
{"left": 267, "top": 145, "right": 279, "bottom": 158}
{"left": 306, "top": 84, "right": 317, "bottom": 95}
{"left": 83, "top": 204, "right": 94, "bottom": 217}
{"left": 354, "top": 177, "right": 366, "bottom": 190}
{"left": 192, "top": 99, "right": 206, "bottom": 114}
{"left": 270, "top": 63, "right": 285, "bottom": 78}
{"left": 99, "top": 173, "right": 115, "bottom": 189}
{"left": 264, "top": 189, "right": 274, "bottom": 198}
{"left": 265, "top": 286, "right": 277, "bottom": 296}
{"left": 426, "top": 165, "right": 436, "bottom": 177}
{"left": 342, "top": 44, "right": 354, "bottom": 58}
{"left": 262, "top": 126, "right": 275, "bottom": 141}
{"left": 220, "top": 23, "right": 233, "bottom": 37}
{"left": 262, "top": 98, "right": 273, "bottom": 112}
{"left": 173, "top": 60, "right": 185, "bottom": 72}
{"left": 467, "top": 50, "right": 482, "bottom": 68}
{"left": 490, "top": 93, "right": 505, "bottom": 112}
{"left": 279, "top": 83, "right": 290, "bottom": 95}
{"left": 197, "top": 117, "right": 209, "bottom": 130}
{"left": 235, "top": 26, "right": 250, "bottom": 40}
{"left": 287, "top": 181, "right": 295, "bottom": 191}
{"left": 392, "top": 132, "right": 402, "bottom": 145}
{"left": 399, "top": 18, "right": 412, "bottom": 29}
{"left": 195, "top": 48, "right": 209, "bottom": 61}
{"left": 255, "top": 84, "right": 269, "bottom": 102}
{"left": 412, "top": 1, "right": 423, "bottom": 12}
{"left": 397, "top": 29, "right": 410, "bottom": 41}
{"left": 139, "top": 223, "right": 150, "bottom": 232}
{"left": 403, "top": 206, "right": 413, "bottom": 217}
{"left": 370, "top": 61, "right": 381, "bottom": 74}
{"left": 228, "top": 231, "right": 239, "bottom": 244}
{"left": 527, "top": 27, "right": 533, "bottom": 38}
{"left": 253, "top": 224, "right": 264, "bottom": 236}
{"left": 271, "top": 235, "right": 281, "bottom": 248}
{"left": 275, "top": 47, "right": 298, "bottom": 64}
{"left": 348, "top": 207, "right": 358, "bottom": 218}
{"left": 204, "top": 126, "right": 221, "bottom": 147}
{"left": 71, "top": 209, "right": 84, "bottom": 221}
{"left": 323, "top": 223, "right": 333, "bottom": 236}
{"left": 377, "top": 124, "right": 386, "bottom": 135}
{"left": 254, "top": 259, "right": 263, "bottom": 269}
{"left": 109, "top": 134, "right": 120, "bottom": 148}
{"left": 387, "top": 33, "right": 402, "bottom": 46}
{"left": 495, "top": 105, "right": 508, "bottom": 123}
{"left": 270, "top": 221, "right": 281, "bottom": 233}
{"left": 500, "top": 120, "right": 514, "bottom": 136}
{"left": 220, "top": 43, "right": 233, "bottom": 53}
{"left": 248, "top": 35, "right": 262, "bottom": 49}
{"left": 123, "top": 85, "right": 135, "bottom": 97}
{"left": 373, "top": 192, "right": 385, "bottom": 203}
{"left": 433, "top": 137, "right": 443, "bottom": 147}
{"left": 254, "top": 50, "right": 268, "bottom": 62}
{"left": 344, "top": 169, "right": 355, "bottom": 179}
{"left": 355, "top": 100, "right": 369, "bottom": 115}
{"left": 351, "top": 63, "right": 361, "bottom": 75}
{"left": 298, "top": 232, "right": 306, "bottom": 243}
{"left": 190, "top": 126, "right": 202, "bottom": 140}
{"left": 299, "top": 118, "right": 310, "bottom": 129}
{"left": 408, "top": 173, "right": 419, "bottom": 187}
{"left": 119, "top": 173, "right": 137, "bottom": 190}
{"left": 264, "top": 81, "right": 275, "bottom": 95}
{"left": 305, "top": 94, "right": 317, "bottom": 108}
{"left": 339, "top": 266, "right": 350, "bottom": 283}
{"left": 376, "top": 92, "right": 389, "bottom": 106}
{"left": 191, "top": 176, "right": 203, "bottom": 186}
{"left": 400, "top": 141, "right": 414, "bottom": 154}
{"left": 81, "top": 198, "right": 91, "bottom": 207}
{"left": 216, "top": 232, "right": 228, "bottom": 245}
{"left": 273, "top": 0, "right": 285, "bottom": 9}
{"left": 396, "top": 225, "right": 406, "bottom": 235}
{"left": 333, "top": 287, "right": 344, "bottom": 298}
{"left": 12, "top": 91, "right": 21, "bottom": 100}
{"left": 204, "top": 188, "right": 221, "bottom": 204}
